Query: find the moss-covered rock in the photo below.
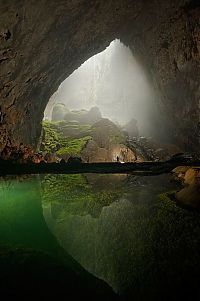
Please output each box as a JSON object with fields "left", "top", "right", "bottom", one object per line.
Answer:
{"left": 41, "top": 118, "right": 135, "bottom": 162}
{"left": 41, "top": 120, "right": 92, "bottom": 159}
{"left": 42, "top": 120, "right": 62, "bottom": 152}
{"left": 56, "top": 136, "right": 91, "bottom": 159}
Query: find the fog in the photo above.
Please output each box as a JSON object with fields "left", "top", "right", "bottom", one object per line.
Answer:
{"left": 45, "top": 40, "right": 159, "bottom": 136}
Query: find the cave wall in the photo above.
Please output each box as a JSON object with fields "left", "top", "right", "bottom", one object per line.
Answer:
{"left": 0, "top": 0, "right": 199, "bottom": 151}
{"left": 123, "top": 0, "right": 200, "bottom": 150}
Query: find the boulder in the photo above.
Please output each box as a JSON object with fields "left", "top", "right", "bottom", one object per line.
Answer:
{"left": 173, "top": 166, "right": 200, "bottom": 210}
{"left": 184, "top": 168, "right": 200, "bottom": 185}
{"left": 176, "top": 182, "right": 200, "bottom": 210}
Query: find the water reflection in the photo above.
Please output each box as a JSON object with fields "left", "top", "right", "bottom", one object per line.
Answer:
{"left": 0, "top": 175, "right": 115, "bottom": 298}
{"left": 41, "top": 173, "right": 200, "bottom": 299}
{"left": 1, "top": 174, "right": 200, "bottom": 299}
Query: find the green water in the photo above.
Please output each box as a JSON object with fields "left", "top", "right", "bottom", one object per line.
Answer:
{"left": 1, "top": 173, "right": 200, "bottom": 299}
{"left": 0, "top": 176, "right": 60, "bottom": 254}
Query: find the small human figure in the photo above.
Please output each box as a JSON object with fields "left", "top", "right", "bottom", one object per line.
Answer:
{"left": 116, "top": 156, "right": 119, "bottom": 162}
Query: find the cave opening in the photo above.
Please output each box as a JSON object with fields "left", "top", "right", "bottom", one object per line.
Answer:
{"left": 45, "top": 39, "right": 156, "bottom": 134}
{"left": 41, "top": 39, "right": 175, "bottom": 163}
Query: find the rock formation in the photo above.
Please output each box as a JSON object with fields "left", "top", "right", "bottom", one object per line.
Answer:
{"left": 0, "top": 1, "right": 199, "bottom": 152}
{"left": 51, "top": 103, "right": 69, "bottom": 121}
{"left": 64, "top": 106, "right": 102, "bottom": 124}
{"left": 123, "top": 118, "right": 139, "bottom": 138}
{"left": 41, "top": 117, "right": 137, "bottom": 163}
{"left": 172, "top": 165, "right": 200, "bottom": 209}
{"left": 81, "top": 118, "right": 137, "bottom": 162}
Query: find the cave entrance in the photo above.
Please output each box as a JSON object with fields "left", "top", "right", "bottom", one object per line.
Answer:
{"left": 45, "top": 39, "right": 156, "bottom": 133}
{"left": 41, "top": 40, "right": 166, "bottom": 163}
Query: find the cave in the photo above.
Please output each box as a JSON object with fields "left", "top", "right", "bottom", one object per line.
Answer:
{"left": 42, "top": 39, "right": 167, "bottom": 164}
{"left": 0, "top": 0, "right": 200, "bottom": 152}
{"left": 0, "top": 0, "right": 200, "bottom": 299}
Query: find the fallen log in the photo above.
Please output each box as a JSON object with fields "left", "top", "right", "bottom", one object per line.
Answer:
{"left": 0, "top": 158, "right": 200, "bottom": 176}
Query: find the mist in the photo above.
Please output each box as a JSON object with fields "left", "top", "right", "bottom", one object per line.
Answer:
{"left": 45, "top": 39, "right": 158, "bottom": 136}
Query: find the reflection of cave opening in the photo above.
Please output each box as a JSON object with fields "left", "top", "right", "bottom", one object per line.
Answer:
{"left": 42, "top": 40, "right": 180, "bottom": 163}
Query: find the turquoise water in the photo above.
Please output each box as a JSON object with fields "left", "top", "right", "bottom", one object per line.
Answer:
{"left": 1, "top": 173, "right": 200, "bottom": 299}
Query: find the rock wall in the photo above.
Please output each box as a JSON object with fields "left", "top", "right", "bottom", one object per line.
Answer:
{"left": 0, "top": 0, "right": 199, "bottom": 151}
{"left": 124, "top": 0, "right": 200, "bottom": 150}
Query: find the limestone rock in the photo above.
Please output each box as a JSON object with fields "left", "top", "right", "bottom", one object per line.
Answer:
{"left": 176, "top": 182, "right": 200, "bottom": 210}
{"left": 184, "top": 168, "right": 200, "bottom": 185}
{"left": 173, "top": 166, "right": 200, "bottom": 210}
{"left": 91, "top": 118, "right": 125, "bottom": 148}
{"left": 64, "top": 107, "right": 102, "bottom": 124}
{"left": 52, "top": 103, "right": 69, "bottom": 121}
{"left": 81, "top": 119, "right": 137, "bottom": 162}
{"left": 123, "top": 118, "right": 139, "bottom": 138}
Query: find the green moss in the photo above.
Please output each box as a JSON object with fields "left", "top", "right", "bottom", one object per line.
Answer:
{"left": 56, "top": 136, "right": 91, "bottom": 157}
{"left": 41, "top": 118, "right": 127, "bottom": 158}
{"left": 42, "top": 121, "right": 62, "bottom": 152}
{"left": 41, "top": 120, "right": 92, "bottom": 155}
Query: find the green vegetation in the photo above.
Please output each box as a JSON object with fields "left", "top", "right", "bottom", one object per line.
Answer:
{"left": 42, "top": 120, "right": 92, "bottom": 157}
{"left": 41, "top": 117, "right": 127, "bottom": 160}
{"left": 57, "top": 136, "right": 91, "bottom": 157}
{"left": 42, "top": 120, "right": 63, "bottom": 152}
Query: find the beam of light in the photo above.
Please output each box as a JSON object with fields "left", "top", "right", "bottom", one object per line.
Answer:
{"left": 45, "top": 39, "right": 158, "bottom": 136}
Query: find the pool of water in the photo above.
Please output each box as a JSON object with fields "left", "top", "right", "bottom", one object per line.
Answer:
{"left": 1, "top": 173, "right": 200, "bottom": 299}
